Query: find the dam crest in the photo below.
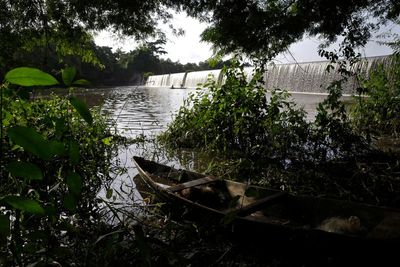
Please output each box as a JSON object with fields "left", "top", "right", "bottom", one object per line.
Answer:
{"left": 145, "top": 56, "right": 389, "bottom": 94}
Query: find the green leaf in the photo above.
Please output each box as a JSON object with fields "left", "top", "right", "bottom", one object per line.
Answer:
{"left": 72, "top": 79, "right": 90, "bottom": 86}
{"left": 69, "top": 140, "right": 80, "bottom": 165}
{"left": 69, "top": 96, "right": 93, "bottom": 125}
{"left": 47, "top": 141, "right": 66, "bottom": 156}
{"left": 62, "top": 67, "right": 77, "bottom": 87}
{"left": 2, "top": 196, "right": 45, "bottom": 214}
{"left": 6, "top": 161, "right": 43, "bottom": 180}
{"left": 0, "top": 215, "right": 10, "bottom": 237}
{"left": 8, "top": 126, "right": 47, "bottom": 159}
{"left": 101, "top": 137, "right": 112, "bottom": 145}
{"left": 7, "top": 126, "right": 64, "bottom": 160}
{"left": 5, "top": 67, "right": 59, "bottom": 86}
{"left": 66, "top": 172, "right": 82, "bottom": 194}
{"left": 55, "top": 118, "right": 68, "bottom": 136}
{"left": 106, "top": 188, "right": 113, "bottom": 199}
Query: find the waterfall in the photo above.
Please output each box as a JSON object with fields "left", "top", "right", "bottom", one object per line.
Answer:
{"left": 169, "top": 72, "right": 187, "bottom": 88}
{"left": 243, "top": 67, "right": 256, "bottom": 82}
{"left": 184, "top": 69, "right": 223, "bottom": 88}
{"left": 264, "top": 61, "right": 335, "bottom": 94}
{"left": 145, "top": 74, "right": 170, "bottom": 87}
{"left": 144, "top": 56, "right": 390, "bottom": 93}
{"left": 264, "top": 56, "right": 389, "bottom": 94}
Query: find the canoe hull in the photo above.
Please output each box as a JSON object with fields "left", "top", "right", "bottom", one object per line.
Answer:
{"left": 133, "top": 156, "right": 400, "bottom": 251}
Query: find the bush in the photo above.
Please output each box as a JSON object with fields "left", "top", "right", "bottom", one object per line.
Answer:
{"left": 351, "top": 55, "right": 400, "bottom": 138}
{"left": 159, "top": 63, "right": 310, "bottom": 163}
{"left": 0, "top": 68, "right": 118, "bottom": 265}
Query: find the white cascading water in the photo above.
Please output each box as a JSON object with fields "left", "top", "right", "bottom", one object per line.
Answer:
{"left": 169, "top": 72, "right": 187, "bottom": 88}
{"left": 146, "top": 74, "right": 170, "bottom": 87}
{"left": 184, "top": 69, "right": 223, "bottom": 88}
{"left": 144, "top": 56, "right": 389, "bottom": 93}
{"left": 264, "top": 61, "right": 336, "bottom": 94}
{"left": 264, "top": 56, "right": 389, "bottom": 94}
{"left": 243, "top": 67, "right": 256, "bottom": 83}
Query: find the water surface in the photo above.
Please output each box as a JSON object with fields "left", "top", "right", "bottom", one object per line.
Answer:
{"left": 33, "top": 86, "right": 351, "bottom": 217}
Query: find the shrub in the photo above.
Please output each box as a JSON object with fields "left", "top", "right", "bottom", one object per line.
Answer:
{"left": 351, "top": 55, "right": 400, "bottom": 138}
{"left": 159, "top": 63, "right": 310, "bottom": 163}
{"left": 0, "top": 68, "right": 117, "bottom": 265}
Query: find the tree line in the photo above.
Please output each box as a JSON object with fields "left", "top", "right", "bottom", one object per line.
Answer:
{"left": 1, "top": 38, "right": 231, "bottom": 86}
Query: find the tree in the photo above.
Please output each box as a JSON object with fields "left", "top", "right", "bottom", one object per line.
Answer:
{"left": 2, "top": 0, "right": 399, "bottom": 79}
{"left": 182, "top": 0, "right": 400, "bottom": 61}
{"left": 0, "top": 0, "right": 173, "bottom": 78}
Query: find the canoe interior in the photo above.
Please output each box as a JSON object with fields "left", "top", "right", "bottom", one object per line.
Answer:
{"left": 134, "top": 156, "right": 400, "bottom": 240}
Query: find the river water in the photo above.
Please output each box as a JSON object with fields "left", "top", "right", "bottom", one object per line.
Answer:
{"left": 72, "top": 86, "right": 340, "bottom": 138}
{"left": 33, "top": 86, "right": 351, "bottom": 220}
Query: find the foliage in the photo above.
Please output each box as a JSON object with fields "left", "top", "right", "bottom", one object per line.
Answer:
{"left": 312, "top": 78, "right": 370, "bottom": 162}
{"left": 160, "top": 59, "right": 372, "bottom": 166}
{"left": 0, "top": 67, "right": 117, "bottom": 265}
{"left": 158, "top": 59, "right": 400, "bottom": 208}
{"left": 5, "top": 67, "right": 60, "bottom": 87}
{"left": 4, "top": 0, "right": 399, "bottom": 64}
{"left": 351, "top": 55, "right": 400, "bottom": 138}
{"left": 4, "top": 1, "right": 399, "bottom": 85}
{"left": 1, "top": 39, "right": 231, "bottom": 86}
{"left": 192, "top": 0, "right": 400, "bottom": 60}
{"left": 0, "top": 0, "right": 174, "bottom": 77}
{"left": 159, "top": 62, "right": 310, "bottom": 164}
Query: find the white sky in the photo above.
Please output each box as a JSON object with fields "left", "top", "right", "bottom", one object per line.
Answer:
{"left": 94, "top": 12, "right": 399, "bottom": 64}
{"left": 94, "top": 12, "right": 213, "bottom": 63}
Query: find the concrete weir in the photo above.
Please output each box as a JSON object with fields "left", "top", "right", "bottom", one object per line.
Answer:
{"left": 145, "top": 56, "right": 389, "bottom": 94}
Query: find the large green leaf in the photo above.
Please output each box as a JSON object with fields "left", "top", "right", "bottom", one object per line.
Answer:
{"left": 69, "top": 140, "right": 80, "bottom": 165}
{"left": 66, "top": 172, "right": 83, "bottom": 194}
{"left": 5, "top": 67, "right": 59, "bottom": 86}
{"left": 8, "top": 126, "right": 64, "bottom": 160}
{"left": 6, "top": 161, "right": 43, "bottom": 180}
{"left": 62, "top": 67, "right": 77, "bottom": 87}
{"left": 2, "top": 196, "right": 45, "bottom": 214}
{"left": 47, "top": 140, "right": 66, "bottom": 156}
{"left": 69, "top": 96, "right": 93, "bottom": 125}
{"left": 8, "top": 126, "right": 47, "bottom": 158}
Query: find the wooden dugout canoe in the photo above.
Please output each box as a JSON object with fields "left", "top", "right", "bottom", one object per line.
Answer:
{"left": 133, "top": 156, "right": 400, "bottom": 251}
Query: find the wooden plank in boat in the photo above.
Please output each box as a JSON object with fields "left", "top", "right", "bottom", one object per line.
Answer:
{"left": 168, "top": 176, "right": 217, "bottom": 192}
{"left": 234, "top": 191, "right": 288, "bottom": 217}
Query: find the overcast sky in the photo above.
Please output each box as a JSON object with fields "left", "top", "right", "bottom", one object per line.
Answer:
{"left": 94, "top": 12, "right": 399, "bottom": 64}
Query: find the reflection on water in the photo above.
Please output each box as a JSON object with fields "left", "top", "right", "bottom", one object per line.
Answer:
{"left": 78, "top": 86, "right": 193, "bottom": 217}
{"left": 33, "top": 86, "right": 352, "bottom": 217}
{"left": 33, "top": 86, "right": 350, "bottom": 138}
{"left": 101, "top": 86, "right": 192, "bottom": 137}
{"left": 33, "top": 86, "right": 192, "bottom": 138}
